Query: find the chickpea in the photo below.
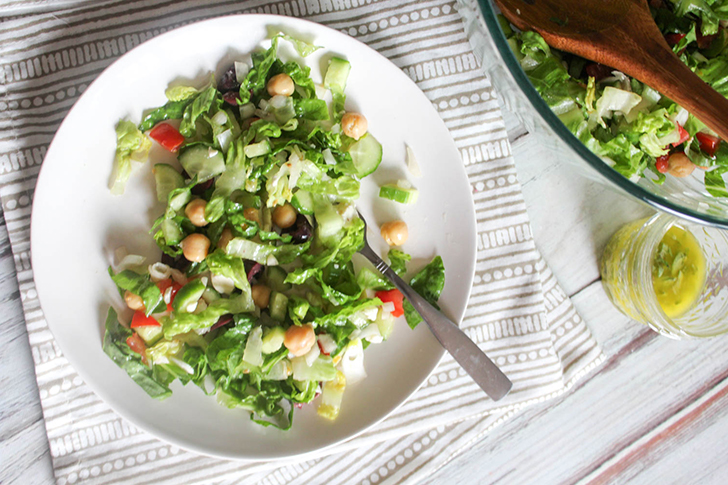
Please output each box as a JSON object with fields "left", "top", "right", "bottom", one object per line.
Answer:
{"left": 272, "top": 203, "right": 297, "bottom": 229}
{"left": 217, "top": 226, "right": 233, "bottom": 250}
{"left": 243, "top": 207, "right": 260, "bottom": 224}
{"left": 124, "top": 290, "right": 144, "bottom": 311}
{"left": 251, "top": 284, "right": 272, "bottom": 309}
{"left": 668, "top": 152, "right": 696, "bottom": 178}
{"left": 185, "top": 199, "right": 208, "bottom": 227}
{"left": 380, "top": 220, "right": 408, "bottom": 246}
{"left": 284, "top": 324, "right": 316, "bottom": 357}
{"left": 266, "top": 73, "right": 295, "bottom": 97}
{"left": 341, "top": 112, "right": 368, "bottom": 140}
{"left": 180, "top": 233, "right": 210, "bottom": 263}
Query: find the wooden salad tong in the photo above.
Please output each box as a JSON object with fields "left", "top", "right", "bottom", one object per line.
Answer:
{"left": 494, "top": 0, "right": 728, "bottom": 141}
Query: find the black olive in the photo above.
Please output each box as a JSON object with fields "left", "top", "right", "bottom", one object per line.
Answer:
{"left": 286, "top": 214, "right": 313, "bottom": 244}
{"left": 244, "top": 261, "right": 264, "bottom": 283}
{"left": 161, "top": 252, "right": 191, "bottom": 272}
{"left": 217, "top": 65, "right": 240, "bottom": 93}
{"left": 191, "top": 178, "right": 214, "bottom": 196}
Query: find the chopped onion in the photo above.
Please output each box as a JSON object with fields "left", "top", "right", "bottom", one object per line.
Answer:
{"left": 669, "top": 107, "right": 689, "bottom": 127}
{"left": 163, "top": 286, "right": 173, "bottom": 304}
{"left": 304, "top": 341, "right": 321, "bottom": 367}
{"left": 396, "top": 179, "right": 412, "bottom": 189}
{"left": 211, "top": 274, "right": 235, "bottom": 295}
{"left": 235, "top": 61, "right": 250, "bottom": 83}
{"left": 243, "top": 326, "right": 264, "bottom": 366}
{"left": 317, "top": 334, "right": 337, "bottom": 354}
{"left": 365, "top": 288, "right": 376, "bottom": 299}
{"left": 149, "top": 262, "right": 172, "bottom": 282}
{"left": 193, "top": 299, "right": 207, "bottom": 314}
{"left": 170, "top": 356, "right": 194, "bottom": 375}
{"left": 194, "top": 327, "right": 211, "bottom": 335}
{"left": 239, "top": 102, "right": 255, "bottom": 119}
{"left": 211, "top": 110, "right": 228, "bottom": 127}
{"left": 216, "top": 129, "right": 233, "bottom": 153}
{"left": 338, "top": 340, "right": 367, "bottom": 385}
{"left": 269, "top": 95, "right": 289, "bottom": 109}
{"left": 358, "top": 324, "right": 383, "bottom": 344}
{"left": 186, "top": 300, "right": 198, "bottom": 313}
{"left": 405, "top": 144, "right": 422, "bottom": 177}
{"left": 113, "top": 247, "right": 146, "bottom": 272}
{"left": 267, "top": 255, "right": 279, "bottom": 266}
{"left": 322, "top": 148, "right": 337, "bottom": 166}
{"left": 170, "top": 269, "right": 187, "bottom": 285}
{"left": 382, "top": 301, "right": 395, "bottom": 313}
{"left": 361, "top": 306, "right": 379, "bottom": 321}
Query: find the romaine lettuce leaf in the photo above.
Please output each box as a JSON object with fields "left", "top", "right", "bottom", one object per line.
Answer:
{"left": 109, "top": 120, "right": 152, "bottom": 195}
{"left": 403, "top": 256, "right": 446, "bottom": 329}
{"left": 108, "top": 267, "right": 165, "bottom": 316}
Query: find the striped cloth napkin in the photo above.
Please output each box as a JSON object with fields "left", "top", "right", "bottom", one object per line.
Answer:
{"left": 0, "top": 0, "right": 605, "bottom": 483}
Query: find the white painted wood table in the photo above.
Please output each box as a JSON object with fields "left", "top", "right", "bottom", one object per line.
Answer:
{"left": 3, "top": 63, "right": 728, "bottom": 485}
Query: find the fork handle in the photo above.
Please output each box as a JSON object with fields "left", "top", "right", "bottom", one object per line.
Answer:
{"left": 359, "top": 245, "right": 513, "bottom": 401}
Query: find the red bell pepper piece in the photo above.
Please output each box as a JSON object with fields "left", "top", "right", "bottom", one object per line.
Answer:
{"left": 148, "top": 123, "right": 185, "bottom": 152}
{"left": 655, "top": 155, "right": 670, "bottom": 174}
{"left": 375, "top": 289, "right": 405, "bottom": 318}
{"left": 696, "top": 132, "right": 721, "bottom": 157}
{"left": 130, "top": 310, "right": 160, "bottom": 328}
{"left": 672, "top": 124, "right": 690, "bottom": 147}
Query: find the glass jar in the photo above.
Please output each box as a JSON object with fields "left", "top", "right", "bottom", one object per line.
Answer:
{"left": 601, "top": 213, "right": 728, "bottom": 338}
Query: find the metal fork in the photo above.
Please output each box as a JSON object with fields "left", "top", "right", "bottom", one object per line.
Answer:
{"left": 357, "top": 212, "right": 513, "bottom": 401}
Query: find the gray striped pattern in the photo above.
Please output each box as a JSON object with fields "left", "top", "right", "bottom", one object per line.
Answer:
{"left": 0, "top": 1, "right": 604, "bottom": 483}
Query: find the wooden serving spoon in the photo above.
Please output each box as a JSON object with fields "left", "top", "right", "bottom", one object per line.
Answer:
{"left": 493, "top": 0, "right": 728, "bottom": 141}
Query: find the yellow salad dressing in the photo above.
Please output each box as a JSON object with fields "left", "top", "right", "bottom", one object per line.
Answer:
{"left": 652, "top": 226, "right": 706, "bottom": 318}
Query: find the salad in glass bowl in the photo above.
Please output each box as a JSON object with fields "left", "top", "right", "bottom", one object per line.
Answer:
{"left": 102, "top": 34, "right": 444, "bottom": 430}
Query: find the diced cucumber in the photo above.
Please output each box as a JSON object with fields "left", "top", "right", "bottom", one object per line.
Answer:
{"left": 244, "top": 140, "right": 271, "bottom": 158}
{"left": 230, "top": 191, "right": 261, "bottom": 209}
{"left": 379, "top": 183, "right": 419, "bottom": 205}
{"left": 261, "top": 206, "right": 272, "bottom": 232}
{"left": 266, "top": 266, "right": 291, "bottom": 293}
{"left": 324, "top": 57, "right": 351, "bottom": 93}
{"left": 348, "top": 134, "right": 382, "bottom": 177}
{"left": 153, "top": 164, "right": 184, "bottom": 203}
{"left": 202, "top": 287, "right": 221, "bottom": 304}
{"left": 291, "top": 190, "right": 314, "bottom": 215}
{"left": 161, "top": 218, "right": 183, "bottom": 245}
{"left": 169, "top": 189, "right": 191, "bottom": 211}
{"left": 172, "top": 279, "right": 207, "bottom": 313}
{"left": 135, "top": 325, "right": 164, "bottom": 346}
{"left": 269, "top": 291, "right": 289, "bottom": 322}
{"left": 261, "top": 326, "right": 286, "bottom": 354}
{"left": 375, "top": 309, "right": 396, "bottom": 340}
{"left": 314, "top": 197, "right": 344, "bottom": 238}
{"left": 178, "top": 144, "right": 226, "bottom": 182}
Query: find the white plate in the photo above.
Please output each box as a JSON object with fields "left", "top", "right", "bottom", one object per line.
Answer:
{"left": 31, "top": 14, "right": 476, "bottom": 460}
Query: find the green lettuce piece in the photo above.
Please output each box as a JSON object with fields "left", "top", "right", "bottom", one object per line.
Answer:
{"left": 139, "top": 99, "right": 193, "bottom": 132}
{"left": 165, "top": 85, "right": 199, "bottom": 102}
{"left": 179, "top": 85, "right": 219, "bottom": 137}
{"left": 225, "top": 237, "right": 311, "bottom": 265}
{"left": 162, "top": 293, "right": 255, "bottom": 337}
{"left": 404, "top": 256, "right": 446, "bottom": 329}
{"left": 667, "top": 0, "right": 725, "bottom": 35}
{"left": 388, "top": 249, "right": 411, "bottom": 276}
{"left": 705, "top": 167, "right": 728, "bottom": 197}
{"left": 109, "top": 120, "right": 152, "bottom": 195}
{"left": 108, "top": 267, "right": 165, "bottom": 316}
{"left": 295, "top": 98, "right": 329, "bottom": 120}
{"left": 279, "top": 33, "right": 322, "bottom": 57}
{"left": 356, "top": 267, "right": 393, "bottom": 291}
{"left": 206, "top": 249, "right": 251, "bottom": 292}
{"left": 314, "top": 297, "right": 383, "bottom": 329}
{"left": 239, "top": 36, "right": 281, "bottom": 104}
{"left": 102, "top": 308, "right": 172, "bottom": 399}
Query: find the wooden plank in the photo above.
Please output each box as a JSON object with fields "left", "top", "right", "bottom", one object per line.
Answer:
{"left": 424, "top": 282, "right": 728, "bottom": 485}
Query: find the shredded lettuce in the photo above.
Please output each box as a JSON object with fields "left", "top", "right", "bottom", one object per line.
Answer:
{"left": 109, "top": 120, "right": 152, "bottom": 195}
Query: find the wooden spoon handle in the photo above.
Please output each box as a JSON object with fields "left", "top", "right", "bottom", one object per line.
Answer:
{"left": 610, "top": 33, "right": 728, "bottom": 141}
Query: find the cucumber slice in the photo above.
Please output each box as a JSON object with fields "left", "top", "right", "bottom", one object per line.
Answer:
{"left": 135, "top": 325, "right": 164, "bottom": 346}
{"left": 161, "top": 218, "right": 183, "bottom": 245}
{"left": 269, "top": 291, "right": 289, "bottom": 322}
{"left": 348, "top": 134, "right": 382, "bottom": 177}
{"left": 261, "top": 326, "right": 286, "bottom": 354}
{"left": 153, "top": 164, "right": 184, "bottom": 203}
{"left": 379, "top": 183, "right": 419, "bottom": 205}
{"left": 244, "top": 140, "right": 271, "bottom": 158}
{"left": 169, "top": 189, "right": 191, "bottom": 211}
{"left": 375, "top": 309, "right": 396, "bottom": 340}
{"left": 178, "top": 144, "right": 225, "bottom": 182}
{"left": 324, "top": 57, "right": 351, "bottom": 93}
{"left": 266, "top": 266, "right": 291, "bottom": 293}
{"left": 172, "top": 279, "right": 207, "bottom": 313}
{"left": 291, "top": 190, "right": 314, "bottom": 215}
{"left": 314, "top": 197, "right": 344, "bottom": 238}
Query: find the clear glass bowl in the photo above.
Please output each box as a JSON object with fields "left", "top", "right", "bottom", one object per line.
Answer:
{"left": 474, "top": 0, "right": 728, "bottom": 229}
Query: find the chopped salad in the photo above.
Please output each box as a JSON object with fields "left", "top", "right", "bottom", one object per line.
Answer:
{"left": 102, "top": 35, "right": 445, "bottom": 429}
{"left": 503, "top": 0, "right": 728, "bottom": 196}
